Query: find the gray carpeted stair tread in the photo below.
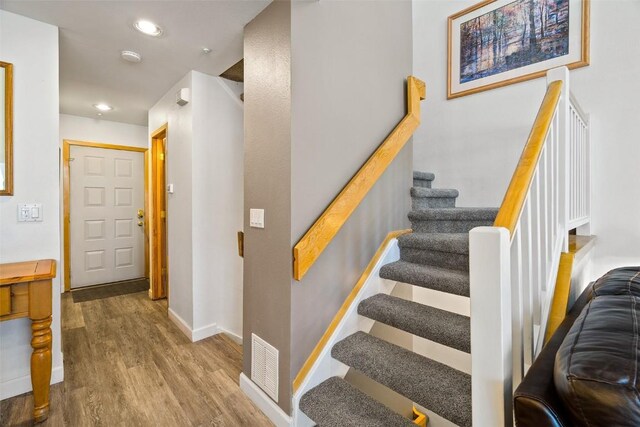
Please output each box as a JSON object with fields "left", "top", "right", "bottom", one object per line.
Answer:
{"left": 398, "top": 232, "right": 469, "bottom": 254}
{"left": 299, "top": 377, "right": 414, "bottom": 427}
{"left": 358, "top": 294, "right": 470, "bottom": 353}
{"left": 413, "top": 172, "right": 435, "bottom": 189}
{"left": 410, "top": 187, "right": 459, "bottom": 198}
{"left": 410, "top": 188, "right": 459, "bottom": 208}
{"left": 332, "top": 332, "right": 472, "bottom": 427}
{"left": 408, "top": 207, "right": 498, "bottom": 221}
{"left": 409, "top": 208, "right": 498, "bottom": 233}
{"left": 380, "top": 261, "right": 470, "bottom": 296}
{"left": 413, "top": 171, "right": 435, "bottom": 181}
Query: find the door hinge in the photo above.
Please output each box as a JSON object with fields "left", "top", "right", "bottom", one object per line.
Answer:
{"left": 161, "top": 268, "right": 167, "bottom": 275}
{"left": 159, "top": 153, "right": 165, "bottom": 161}
{"left": 160, "top": 210, "right": 166, "bottom": 219}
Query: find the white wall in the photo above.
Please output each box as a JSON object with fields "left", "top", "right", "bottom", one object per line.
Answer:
{"left": 0, "top": 11, "right": 63, "bottom": 399}
{"left": 219, "top": 79, "right": 244, "bottom": 101}
{"left": 60, "top": 114, "right": 148, "bottom": 148}
{"left": 58, "top": 113, "right": 148, "bottom": 292}
{"left": 192, "top": 72, "right": 244, "bottom": 340}
{"left": 149, "top": 72, "right": 195, "bottom": 330}
{"left": 413, "top": 0, "right": 640, "bottom": 279}
{"left": 148, "top": 71, "right": 244, "bottom": 341}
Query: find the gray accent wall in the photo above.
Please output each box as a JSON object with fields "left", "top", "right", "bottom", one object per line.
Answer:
{"left": 289, "top": 1, "right": 413, "bottom": 382}
{"left": 243, "top": 1, "right": 293, "bottom": 413}
{"left": 243, "top": 0, "right": 413, "bottom": 414}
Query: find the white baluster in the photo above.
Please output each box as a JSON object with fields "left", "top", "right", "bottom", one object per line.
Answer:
{"left": 511, "top": 226, "right": 523, "bottom": 389}
{"left": 521, "top": 199, "right": 534, "bottom": 368}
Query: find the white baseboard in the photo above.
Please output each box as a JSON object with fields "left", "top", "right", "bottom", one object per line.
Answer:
{"left": 168, "top": 308, "right": 241, "bottom": 344}
{"left": 168, "top": 308, "right": 217, "bottom": 342}
{"left": 217, "top": 326, "right": 243, "bottom": 345}
{"left": 168, "top": 307, "right": 195, "bottom": 340}
{"left": 192, "top": 322, "right": 219, "bottom": 342}
{"left": 1, "top": 364, "right": 64, "bottom": 401}
{"left": 239, "top": 373, "right": 292, "bottom": 427}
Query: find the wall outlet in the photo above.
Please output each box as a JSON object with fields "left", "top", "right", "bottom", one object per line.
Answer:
{"left": 250, "top": 209, "right": 265, "bottom": 228}
{"left": 18, "top": 203, "right": 43, "bottom": 222}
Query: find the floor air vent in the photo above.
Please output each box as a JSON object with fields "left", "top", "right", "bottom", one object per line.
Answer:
{"left": 251, "top": 333, "right": 279, "bottom": 402}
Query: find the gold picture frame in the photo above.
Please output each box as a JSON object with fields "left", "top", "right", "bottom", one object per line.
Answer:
{"left": 447, "top": 0, "right": 590, "bottom": 99}
{"left": 1, "top": 61, "right": 13, "bottom": 195}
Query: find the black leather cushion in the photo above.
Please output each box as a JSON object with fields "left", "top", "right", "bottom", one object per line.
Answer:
{"left": 554, "top": 294, "right": 640, "bottom": 426}
{"left": 593, "top": 266, "right": 640, "bottom": 297}
{"left": 514, "top": 284, "right": 593, "bottom": 427}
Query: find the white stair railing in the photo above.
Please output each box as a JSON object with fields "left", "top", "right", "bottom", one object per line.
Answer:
{"left": 568, "top": 94, "right": 591, "bottom": 229}
{"left": 469, "top": 66, "right": 590, "bottom": 427}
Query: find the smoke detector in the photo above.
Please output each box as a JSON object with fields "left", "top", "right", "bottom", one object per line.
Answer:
{"left": 121, "top": 50, "right": 142, "bottom": 63}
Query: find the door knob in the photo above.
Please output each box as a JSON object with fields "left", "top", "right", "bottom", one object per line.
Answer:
{"left": 138, "top": 220, "right": 144, "bottom": 227}
{"left": 137, "top": 209, "right": 144, "bottom": 219}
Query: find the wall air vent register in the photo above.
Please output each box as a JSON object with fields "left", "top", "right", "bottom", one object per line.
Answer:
{"left": 251, "top": 333, "right": 279, "bottom": 402}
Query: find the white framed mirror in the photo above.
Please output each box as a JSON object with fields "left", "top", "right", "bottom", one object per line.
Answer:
{"left": 1, "top": 61, "right": 13, "bottom": 195}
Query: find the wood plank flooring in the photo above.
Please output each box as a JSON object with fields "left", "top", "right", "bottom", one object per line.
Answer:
{"left": 0, "top": 291, "right": 274, "bottom": 426}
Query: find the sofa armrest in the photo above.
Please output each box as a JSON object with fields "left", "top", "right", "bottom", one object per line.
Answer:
{"left": 514, "top": 284, "right": 593, "bottom": 427}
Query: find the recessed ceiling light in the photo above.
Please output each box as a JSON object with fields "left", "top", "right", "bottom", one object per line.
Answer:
{"left": 202, "top": 47, "right": 212, "bottom": 54}
{"left": 94, "top": 103, "right": 113, "bottom": 112}
{"left": 121, "top": 50, "right": 142, "bottom": 63}
{"left": 134, "top": 19, "right": 162, "bottom": 37}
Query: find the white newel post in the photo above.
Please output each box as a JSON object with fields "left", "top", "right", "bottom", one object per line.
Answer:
{"left": 468, "top": 66, "right": 586, "bottom": 426}
{"left": 469, "top": 226, "right": 513, "bottom": 427}
{"left": 547, "top": 66, "right": 570, "bottom": 251}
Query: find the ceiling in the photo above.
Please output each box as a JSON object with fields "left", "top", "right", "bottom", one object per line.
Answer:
{"left": 1, "top": 1, "right": 269, "bottom": 125}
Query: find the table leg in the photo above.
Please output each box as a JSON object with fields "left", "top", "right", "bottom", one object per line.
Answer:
{"left": 31, "top": 316, "right": 52, "bottom": 422}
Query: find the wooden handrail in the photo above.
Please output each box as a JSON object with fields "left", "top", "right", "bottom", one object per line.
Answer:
{"left": 544, "top": 252, "right": 574, "bottom": 344}
{"left": 293, "top": 76, "right": 426, "bottom": 281}
{"left": 292, "top": 229, "right": 412, "bottom": 392}
{"left": 493, "top": 80, "right": 563, "bottom": 235}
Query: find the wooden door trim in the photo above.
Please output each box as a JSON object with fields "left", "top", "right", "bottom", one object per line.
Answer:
{"left": 151, "top": 124, "right": 167, "bottom": 139}
{"left": 62, "top": 139, "right": 149, "bottom": 292}
{"left": 150, "top": 125, "right": 168, "bottom": 300}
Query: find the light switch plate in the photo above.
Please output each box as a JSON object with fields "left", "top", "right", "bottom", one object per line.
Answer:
{"left": 18, "top": 203, "right": 43, "bottom": 222}
{"left": 250, "top": 209, "right": 265, "bottom": 228}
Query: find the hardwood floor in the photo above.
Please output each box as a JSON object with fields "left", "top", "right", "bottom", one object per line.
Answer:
{"left": 0, "top": 291, "right": 274, "bottom": 426}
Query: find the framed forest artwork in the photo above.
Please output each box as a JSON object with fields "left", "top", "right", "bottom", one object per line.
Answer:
{"left": 448, "top": 0, "right": 590, "bottom": 99}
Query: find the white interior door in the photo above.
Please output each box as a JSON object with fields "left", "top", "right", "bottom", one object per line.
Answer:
{"left": 70, "top": 145, "right": 145, "bottom": 288}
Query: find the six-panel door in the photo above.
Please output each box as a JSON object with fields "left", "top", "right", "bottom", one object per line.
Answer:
{"left": 70, "top": 146, "right": 145, "bottom": 288}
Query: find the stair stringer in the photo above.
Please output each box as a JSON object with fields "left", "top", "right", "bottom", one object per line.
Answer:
{"left": 291, "top": 239, "right": 402, "bottom": 427}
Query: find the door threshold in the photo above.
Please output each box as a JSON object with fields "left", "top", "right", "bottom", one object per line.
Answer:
{"left": 70, "top": 278, "right": 150, "bottom": 303}
{"left": 71, "top": 277, "right": 148, "bottom": 291}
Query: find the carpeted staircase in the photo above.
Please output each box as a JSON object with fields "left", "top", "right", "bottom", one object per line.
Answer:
{"left": 299, "top": 171, "right": 498, "bottom": 427}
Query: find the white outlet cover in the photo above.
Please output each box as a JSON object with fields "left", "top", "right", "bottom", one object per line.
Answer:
{"left": 18, "top": 203, "right": 43, "bottom": 222}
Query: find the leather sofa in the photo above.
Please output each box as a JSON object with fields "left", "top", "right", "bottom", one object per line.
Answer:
{"left": 514, "top": 266, "right": 640, "bottom": 427}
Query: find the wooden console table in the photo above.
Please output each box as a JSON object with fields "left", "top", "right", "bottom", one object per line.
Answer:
{"left": 0, "top": 259, "right": 56, "bottom": 422}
